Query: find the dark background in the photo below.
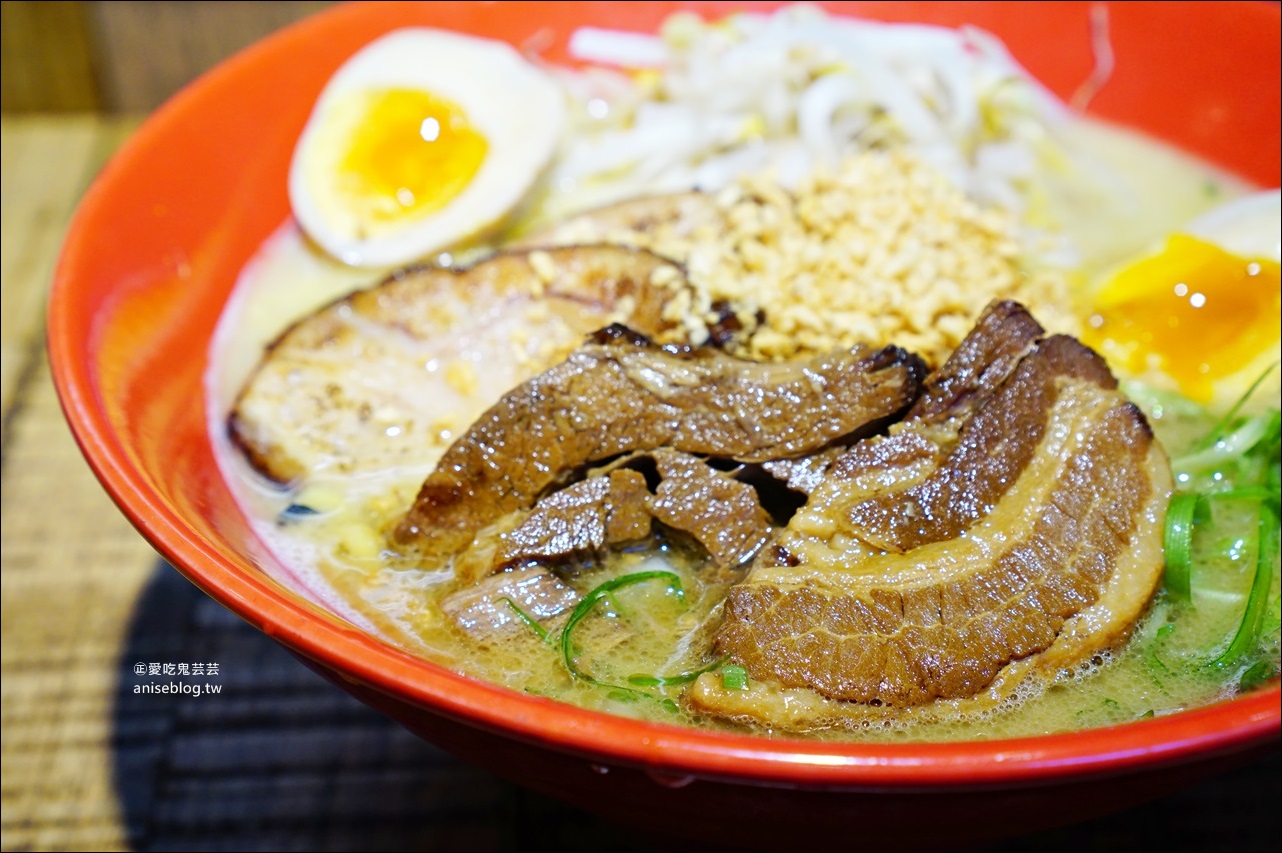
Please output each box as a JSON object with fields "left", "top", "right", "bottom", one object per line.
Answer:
{"left": 115, "top": 561, "right": 1280, "bottom": 852}
{"left": 3, "top": 4, "right": 1277, "bottom": 850}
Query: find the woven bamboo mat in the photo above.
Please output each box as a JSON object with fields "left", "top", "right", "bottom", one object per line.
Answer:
{"left": 1, "top": 115, "right": 1277, "bottom": 853}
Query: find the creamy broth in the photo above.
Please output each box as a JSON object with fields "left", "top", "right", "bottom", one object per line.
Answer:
{"left": 208, "top": 114, "right": 1275, "bottom": 739}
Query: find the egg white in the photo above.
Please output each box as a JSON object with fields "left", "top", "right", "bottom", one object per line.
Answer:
{"left": 1186, "top": 189, "right": 1282, "bottom": 263}
{"left": 290, "top": 28, "right": 568, "bottom": 267}
{"left": 1089, "top": 190, "right": 1281, "bottom": 412}
{"left": 1180, "top": 190, "right": 1281, "bottom": 410}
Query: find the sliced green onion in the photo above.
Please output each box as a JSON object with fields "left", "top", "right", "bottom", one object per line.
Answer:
{"left": 1153, "top": 368, "right": 1280, "bottom": 682}
{"left": 1145, "top": 646, "right": 1172, "bottom": 680}
{"left": 1264, "top": 593, "right": 1281, "bottom": 637}
{"left": 1268, "top": 438, "right": 1280, "bottom": 513}
{"left": 1163, "top": 493, "right": 1203, "bottom": 600}
{"left": 1144, "top": 622, "right": 1175, "bottom": 684}
{"left": 605, "top": 688, "right": 641, "bottom": 704}
{"left": 497, "top": 596, "right": 552, "bottom": 644}
{"left": 602, "top": 591, "right": 626, "bottom": 618}
{"left": 1203, "top": 486, "right": 1276, "bottom": 502}
{"left": 1192, "top": 362, "right": 1277, "bottom": 453}
{"left": 721, "top": 664, "right": 749, "bottom": 690}
{"left": 560, "top": 569, "right": 684, "bottom": 676}
{"left": 1212, "top": 504, "right": 1279, "bottom": 667}
{"left": 1239, "top": 660, "right": 1274, "bottom": 692}
{"left": 1175, "top": 414, "right": 1276, "bottom": 473}
{"left": 558, "top": 570, "right": 685, "bottom": 709}
{"left": 627, "top": 656, "right": 726, "bottom": 688}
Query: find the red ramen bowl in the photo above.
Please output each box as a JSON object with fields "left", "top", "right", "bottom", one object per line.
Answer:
{"left": 49, "top": 2, "right": 1280, "bottom": 849}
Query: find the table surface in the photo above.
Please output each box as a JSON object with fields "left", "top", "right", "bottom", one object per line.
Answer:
{"left": 1, "top": 114, "right": 1278, "bottom": 853}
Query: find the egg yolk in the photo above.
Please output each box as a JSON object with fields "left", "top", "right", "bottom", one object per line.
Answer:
{"left": 1084, "top": 233, "right": 1281, "bottom": 402}
{"left": 337, "top": 88, "right": 488, "bottom": 226}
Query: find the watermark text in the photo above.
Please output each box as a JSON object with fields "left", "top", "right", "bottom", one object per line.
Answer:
{"left": 133, "top": 681, "right": 222, "bottom": 697}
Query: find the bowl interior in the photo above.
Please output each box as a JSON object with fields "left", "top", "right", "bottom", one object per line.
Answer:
{"left": 49, "top": 0, "right": 1280, "bottom": 787}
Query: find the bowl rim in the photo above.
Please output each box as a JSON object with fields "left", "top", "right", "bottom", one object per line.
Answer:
{"left": 48, "top": 0, "right": 1281, "bottom": 789}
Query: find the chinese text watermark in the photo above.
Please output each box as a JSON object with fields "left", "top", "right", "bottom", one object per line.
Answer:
{"left": 130, "top": 661, "right": 223, "bottom": 696}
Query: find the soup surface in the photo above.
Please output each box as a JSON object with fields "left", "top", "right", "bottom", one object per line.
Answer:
{"left": 208, "top": 7, "right": 1280, "bottom": 740}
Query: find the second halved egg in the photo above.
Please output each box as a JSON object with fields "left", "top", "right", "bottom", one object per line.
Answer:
{"left": 1084, "top": 191, "right": 1281, "bottom": 409}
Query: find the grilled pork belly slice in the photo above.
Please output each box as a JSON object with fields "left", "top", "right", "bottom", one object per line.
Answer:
{"left": 438, "top": 564, "right": 579, "bottom": 641}
{"left": 757, "top": 448, "right": 847, "bottom": 498}
{"left": 751, "top": 299, "right": 1044, "bottom": 500}
{"left": 228, "top": 246, "right": 689, "bottom": 484}
{"left": 692, "top": 312, "right": 1172, "bottom": 726}
{"left": 396, "top": 327, "right": 926, "bottom": 560}
{"left": 494, "top": 468, "right": 654, "bottom": 570}
{"left": 495, "top": 449, "right": 773, "bottom": 574}
{"left": 905, "top": 298, "right": 1046, "bottom": 422}
{"left": 644, "top": 450, "right": 774, "bottom": 571}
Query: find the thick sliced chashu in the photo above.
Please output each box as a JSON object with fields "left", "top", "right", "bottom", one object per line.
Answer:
{"left": 494, "top": 468, "right": 655, "bottom": 570}
{"left": 395, "top": 326, "right": 926, "bottom": 560}
{"left": 495, "top": 449, "right": 774, "bottom": 574}
{"left": 689, "top": 302, "right": 1173, "bottom": 729}
{"left": 228, "top": 246, "right": 689, "bottom": 484}
{"left": 438, "top": 564, "right": 580, "bottom": 642}
{"left": 752, "top": 300, "right": 1046, "bottom": 499}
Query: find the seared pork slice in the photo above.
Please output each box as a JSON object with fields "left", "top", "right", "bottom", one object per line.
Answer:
{"left": 906, "top": 299, "right": 1045, "bottom": 422}
{"left": 229, "top": 246, "right": 690, "bottom": 484}
{"left": 438, "top": 564, "right": 579, "bottom": 641}
{"left": 495, "top": 469, "right": 653, "bottom": 569}
{"left": 822, "top": 335, "right": 1117, "bottom": 554}
{"left": 396, "top": 328, "right": 926, "bottom": 559}
{"left": 753, "top": 300, "right": 1044, "bottom": 500}
{"left": 695, "top": 330, "right": 1172, "bottom": 724}
{"left": 509, "top": 191, "right": 723, "bottom": 252}
{"left": 758, "top": 448, "right": 847, "bottom": 497}
{"left": 496, "top": 450, "right": 772, "bottom": 573}
{"left": 645, "top": 450, "right": 773, "bottom": 571}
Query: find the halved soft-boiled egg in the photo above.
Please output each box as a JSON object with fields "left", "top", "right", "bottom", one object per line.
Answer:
{"left": 1084, "top": 190, "right": 1281, "bottom": 409}
{"left": 290, "top": 28, "right": 567, "bottom": 267}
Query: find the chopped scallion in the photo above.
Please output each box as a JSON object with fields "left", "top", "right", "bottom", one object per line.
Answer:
{"left": 1163, "top": 493, "right": 1202, "bottom": 600}
{"left": 1174, "top": 413, "right": 1276, "bottom": 473}
{"left": 721, "top": 664, "right": 748, "bottom": 690}
{"left": 627, "top": 656, "right": 726, "bottom": 688}
{"left": 1159, "top": 363, "right": 1280, "bottom": 686}
{"left": 1192, "top": 362, "right": 1277, "bottom": 453}
{"left": 1239, "top": 659, "right": 1274, "bottom": 693}
{"left": 558, "top": 570, "right": 685, "bottom": 710}
{"left": 497, "top": 596, "right": 552, "bottom": 644}
{"left": 1212, "top": 504, "right": 1279, "bottom": 667}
